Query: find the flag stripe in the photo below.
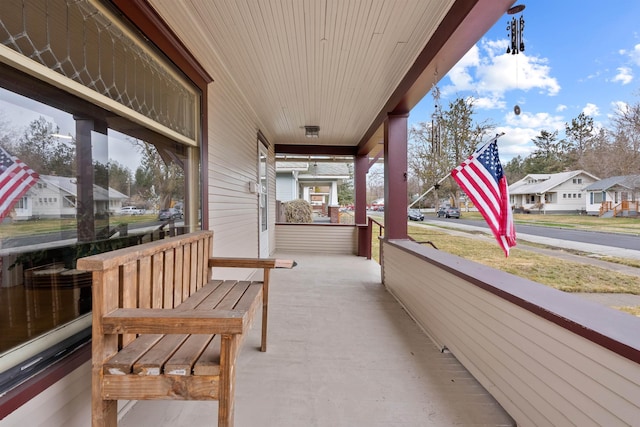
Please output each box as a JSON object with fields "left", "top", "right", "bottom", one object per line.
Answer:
{"left": 0, "top": 147, "right": 39, "bottom": 221}
{"left": 451, "top": 138, "right": 516, "bottom": 257}
{"left": 457, "top": 164, "right": 501, "bottom": 219}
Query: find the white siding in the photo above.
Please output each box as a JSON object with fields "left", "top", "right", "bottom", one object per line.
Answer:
{"left": 206, "top": 79, "right": 264, "bottom": 258}
{"left": 276, "top": 224, "right": 357, "bottom": 254}
{"left": 382, "top": 240, "right": 640, "bottom": 427}
{"left": 276, "top": 174, "right": 296, "bottom": 202}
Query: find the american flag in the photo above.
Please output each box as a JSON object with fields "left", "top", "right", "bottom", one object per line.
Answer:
{"left": 451, "top": 138, "right": 516, "bottom": 257}
{"left": 0, "top": 146, "right": 40, "bottom": 221}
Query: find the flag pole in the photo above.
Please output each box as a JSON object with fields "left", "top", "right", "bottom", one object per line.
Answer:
{"left": 408, "top": 172, "right": 451, "bottom": 208}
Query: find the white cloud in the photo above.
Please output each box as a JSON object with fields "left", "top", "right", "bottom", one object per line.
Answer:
{"left": 492, "top": 111, "right": 567, "bottom": 162}
{"left": 612, "top": 66, "right": 633, "bottom": 84}
{"left": 505, "top": 110, "right": 564, "bottom": 130}
{"left": 611, "top": 100, "right": 629, "bottom": 114}
{"left": 494, "top": 125, "right": 539, "bottom": 160}
{"left": 556, "top": 104, "right": 567, "bottom": 112}
{"left": 444, "top": 45, "right": 480, "bottom": 91}
{"left": 582, "top": 103, "right": 600, "bottom": 117}
{"left": 473, "top": 95, "right": 506, "bottom": 110}
{"left": 623, "top": 43, "right": 640, "bottom": 66}
{"left": 442, "top": 38, "right": 560, "bottom": 109}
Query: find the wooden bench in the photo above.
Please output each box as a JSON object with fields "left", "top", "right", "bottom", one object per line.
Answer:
{"left": 76, "top": 230, "right": 276, "bottom": 427}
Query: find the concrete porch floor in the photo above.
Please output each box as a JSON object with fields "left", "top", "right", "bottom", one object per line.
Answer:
{"left": 120, "top": 253, "right": 515, "bottom": 427}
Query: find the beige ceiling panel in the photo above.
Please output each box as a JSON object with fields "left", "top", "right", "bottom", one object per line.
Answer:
{"left": 148, "top": 0, "right": 491, "bottom": 149}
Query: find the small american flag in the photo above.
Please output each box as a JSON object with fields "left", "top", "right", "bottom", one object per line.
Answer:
{"left": 451, "top": 138, "right": 516, "bottom": 257}
{"left": 0, "top": 146, "right": 40, "bottom": 221}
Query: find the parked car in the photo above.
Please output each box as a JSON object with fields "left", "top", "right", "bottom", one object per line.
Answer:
{"left": 158, "top": 207, "right": 183, "bottom": 220}
{"left": 436, "top": 206, "right": 460, "bottom": 218}
{"left": 408, "top": 209, "right": 424, "bottom": 221}
{"left": 119, "top": 206, "right": 145, "bottom": 215}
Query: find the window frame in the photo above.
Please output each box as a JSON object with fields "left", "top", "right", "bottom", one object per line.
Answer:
{"left": 0, "top": 0, "right": 211, "bottom": 416}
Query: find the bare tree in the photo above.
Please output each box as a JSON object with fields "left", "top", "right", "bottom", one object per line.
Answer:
{"left": 133, "top": 139, "right": 184, "bottom": 209}
{"left": 5, "top": 116, "right": 75, "bottom": 176}
{"left": 609, "top": 101, "right": 640, "bottom": 175}
{"left": 409, "top": 95, "right": 494, "bottom": 207}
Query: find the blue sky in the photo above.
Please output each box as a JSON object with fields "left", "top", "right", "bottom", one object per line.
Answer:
{"left": 409, "top": 1, "right": 640, "bottom": 163}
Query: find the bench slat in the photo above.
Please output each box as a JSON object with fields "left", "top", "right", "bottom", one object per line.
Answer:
{"left": 193, "top": 335, "right": 222, "bottom": 376}
{"left": 102, "top": 373, "right": 220, "bottom": 401}
{"left": 163, "top": 249, "right": 175, "bottom": 308}
{"left": 196, "top": 280, "right": 250, "bottom": 311}
{"left": 233, "top": 282, "right": 262, "bottom": 313}
{"left": 115, "top": 281, "right": 256, "bottom": 377}
{"left": 133, "top": 334, "right": 189, "bottom": 375}
{"left": 193, "top": 283, "right": 263, "bottom": 376}
{"left": 164, "top": 334, "right": 215, "bottom": 376}
{"left": 164, "top": 280, "right": 243, "bottom": 375}
{"left": 103, "top": 309, "right": 246, "bottom": 335}
{"left": 103, "top": 334, "right": 164, "bottom": 375}
{"left": 175, "top": 279, "right": 228, "bottom": 311}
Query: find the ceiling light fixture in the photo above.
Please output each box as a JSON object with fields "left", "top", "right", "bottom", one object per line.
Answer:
{"left": 304, "top": 126, "right": 320, "bottom": 138}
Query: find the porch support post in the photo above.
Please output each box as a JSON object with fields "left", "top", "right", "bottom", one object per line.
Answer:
{"left": 354, "top": 154, "right": 368, "bottom": 224}
{"left": 355, "top": 154, "right": 369, "bottom": 256}
{"left": 75, "top": 117, "right": 107, "bottom": 243}
{"left": 330, "top": 181, "right": 338, "bottom": 206}
{"left": 384, "top": 113, "right": 409, "bottom": 239}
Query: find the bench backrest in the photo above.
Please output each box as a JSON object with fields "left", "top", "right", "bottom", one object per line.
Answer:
{"left": 77, "top": 230, "right": 213, "bottom": 351}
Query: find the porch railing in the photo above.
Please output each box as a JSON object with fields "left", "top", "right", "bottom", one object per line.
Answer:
{"left": 600, "top": 200, "right": 640, "bottom": 216}
{"left": 382, "top": 239, "right": 640, "bottom": 426}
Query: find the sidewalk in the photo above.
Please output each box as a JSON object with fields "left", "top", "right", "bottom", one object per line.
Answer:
{"left": 420, "top": 218, "right": 640, "bottom": 260}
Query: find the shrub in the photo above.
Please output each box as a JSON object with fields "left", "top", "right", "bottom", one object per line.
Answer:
{"left": 284, "top": 199, "right": 313, "bottom": 223}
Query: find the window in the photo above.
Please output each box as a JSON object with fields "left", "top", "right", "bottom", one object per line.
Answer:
{"left": 592, "top": 192, "right": 604, "bottom": 203}
{"left": 0, "top": 0, "right": 203, "bottom": 394}
{"left": 573, "top": 178, "right": 582, "bottom": 184}
{"left": 0, "top": 85, "right": 199, "bottom": 393}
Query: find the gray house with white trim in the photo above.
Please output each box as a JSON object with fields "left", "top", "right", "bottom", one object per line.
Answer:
{"left": 584, "top": 175, "right": 640, "bottom": 217}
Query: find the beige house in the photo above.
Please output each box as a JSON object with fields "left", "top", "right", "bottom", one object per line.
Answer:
{"left": 508, "top": 170, "right": 600, "bottom": 214}
{"left": 13, "top": 175, "right": 129, "bottom": 220}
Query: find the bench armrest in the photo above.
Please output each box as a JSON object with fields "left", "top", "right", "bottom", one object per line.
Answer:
{"left": 101, "top": 308, "right": 247, "bottom": 335}
{"left": 209, "top": 257, "right": 277, "bottom": 269}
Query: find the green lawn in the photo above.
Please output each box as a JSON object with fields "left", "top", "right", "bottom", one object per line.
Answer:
{"left": 369, "top": 216, "right": 640, "bottom": 304}
{"left": 0, "top": 214, "right": 158, "bottom": 238}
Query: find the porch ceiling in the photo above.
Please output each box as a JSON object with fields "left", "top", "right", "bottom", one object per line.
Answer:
{"left": 146, "top": 0, "right": 515, "bottom": 157}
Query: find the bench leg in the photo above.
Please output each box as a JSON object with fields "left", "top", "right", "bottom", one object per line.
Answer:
{"left": 219, "top": 334, "right": 237, "bottom": 427}
{"left": 261, "top": 273, "right": 269, "bottom": 352}
{"left": 92, "top": 368, "right": 117, "bottom": 427}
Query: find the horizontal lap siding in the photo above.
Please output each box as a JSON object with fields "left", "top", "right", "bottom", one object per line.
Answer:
{"left": 382, "top": 242, "right": 640, "bottom": 427}
{"left": 275, "top": 224, "right": 357, "bottom": 254}
{"left": 208, "top": 80, "right": 261, "bottom": 257}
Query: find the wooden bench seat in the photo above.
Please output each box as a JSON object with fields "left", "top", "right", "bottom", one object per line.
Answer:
{"left": 77, "top": 230, "right": 276, "bottom": 427}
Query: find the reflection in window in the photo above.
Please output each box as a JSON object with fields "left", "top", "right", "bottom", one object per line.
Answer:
{"left": 0, "top": 88, "right": 188, "bottom": 377}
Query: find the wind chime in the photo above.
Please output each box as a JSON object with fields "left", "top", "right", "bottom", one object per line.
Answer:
{"left": 431, "top": 84, "right": 443, "bottom": 156}
{"left": 506, "top": 4, "right": 525, "bottom": 115}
